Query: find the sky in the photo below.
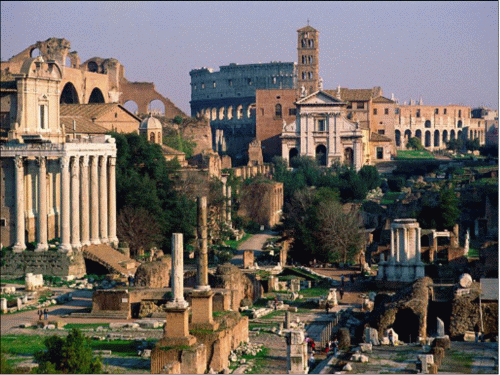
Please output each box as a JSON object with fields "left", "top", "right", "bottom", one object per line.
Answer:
{"left": 1, "top": 1, "right": 498, "bottom": 114}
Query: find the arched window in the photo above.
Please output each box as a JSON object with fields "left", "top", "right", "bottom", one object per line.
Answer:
{"left": 88, "top": 61, "right": 98, "bottom": 73}
{"left": 425, "top": 120, "right": 431, "bottom": 128}
{"left": 275, "top": 104, "right": 282, "bottom": 118}
{"left": 150, "top": 132, "right": 155, "bottom": 143}
{"left": 434, "top": 130, "right": 440, "bottom": 147}
{"left": 425, "top": 131, "right": 431, "bottom": 147}
{"left": 211, "top": 107, "right": 217, "bottom": 120}
{"left": 450, "top": 130, "right": 456, "bottom": 140}
{"left": 457, "top": 120, "right": 462, "bottom": 128}
{"left": 343, "top": 147, "right": 354, "bottom": 166}
{"left": 289, "top": 148, "right": 299, "bottom": 165}
{"left": 237, "top": 105, "right": 243, "bottom": 119}
{"left": 227, "top": 106, "right": 233, "bottom": 120}
{"left": 395, "top": 130, "right": 401, "bottom": 147}
{"left": 219, "top": 107, "right": 225, "bottom": 120}
{"left": 415, "top": 129, "right": 422, "bottom": 140}
{"left": 60, "top": 82, "right": 79, "bottom": 104}
{"left": 404, "top": 130, "right": 412, "bottom": 142}
{"left": 88, "top": 88, "right": 105, "bottom": 104}
{"left": 442, "top": 130, "right": 448, "bottom": 144}
{"left": 316, "top": 145, "right": 327, "bottom": 166}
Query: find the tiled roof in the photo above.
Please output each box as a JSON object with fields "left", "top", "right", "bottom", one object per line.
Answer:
{"left": 297, "top": 25, "right": 317, "bottom": 32}
{"left": 370, "top": 132, "right": 392, "bottom": 142}
{"left": 60, "top": 116, "right": 108, "bottom": 134}
{"left": 60, "top": 103, "right": 141, "bottom": 121}
{"left": 372, "top": 96, "right": 395, "bottom": 104}
{"left": 325, "top": 87, "right": 383, "bottom": 102}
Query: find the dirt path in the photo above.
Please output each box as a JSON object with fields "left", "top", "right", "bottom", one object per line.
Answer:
{"left": 230, "top": 231, "right": 278, "bottom": 266}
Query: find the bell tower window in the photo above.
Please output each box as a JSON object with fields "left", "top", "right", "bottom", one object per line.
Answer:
{"left": 39, "top": 104, "right": 48, "bottom": 129}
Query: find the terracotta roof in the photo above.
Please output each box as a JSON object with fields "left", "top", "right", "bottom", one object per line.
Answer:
{"left": 60, "top": 116, "right": 108, "bottom": 134}
{"left": 161, "top": 144, "right": 185, "bottom": 156}
{"left": 325, "top": 88, "right": 380, "bottom": 102}
{"left": 297, "top": 25, "right": 317, "bottom": 32}
{"left": 60, "top": 103, "right": 141, "bottom": 121}
{"left": 372, "top": 96, "right": 395, "bottom": 104}
{"left": 369, "top": 132, "right": 392, "bottom": 142}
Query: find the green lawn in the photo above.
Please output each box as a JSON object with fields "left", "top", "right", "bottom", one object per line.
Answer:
{"left": 380, "top": 192, "right": 403, "bottom": 205}
{"left": 224, "top": 233, "right": 251, "bottom": 250}
{"left": 296, "top": 287, "right": 329, "bottom": 298}
{"left": 63, "top": 323, "right": 110, "bottom": 330}
{"left": 396, "top": 150, "right": 435, "bottom": 160}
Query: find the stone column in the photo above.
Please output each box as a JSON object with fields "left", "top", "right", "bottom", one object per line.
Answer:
{"left": 99, "top": 155, "right": 108, "bottom": 243}
{"left": 227, "top": 186, "right": 232, "bottom": 226}
{"left": 80, "top": 156, "right": 90, "bottom": 246}
{"left": 168, "top": 233, "right": 188, "bottom": 308}
{"left": 70, "top": 156, "right": 81, "bottom": 249}
{"left": 90, "top": 155, "right": 100, "bottom": 244}
{"left": 35, "top": 157, "right": 48, "bottom": 251}
{"left": 196, "top": 197, "right": 209, "bottom": 290}
{"left": 13, "top": 156, "right": 26, "bottom": 252}
{"left": 108, "top": 156, "right": 118, "bottom": 246}
{"left": 222, "top": 182, "right": 227, "bottom": 223}
{"left": 59, "top": 156, "right": 72, "bottom": 252}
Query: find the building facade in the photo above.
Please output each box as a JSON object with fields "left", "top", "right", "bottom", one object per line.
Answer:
{"left": 0, "top": 57, "right": 117, "bottom": 253}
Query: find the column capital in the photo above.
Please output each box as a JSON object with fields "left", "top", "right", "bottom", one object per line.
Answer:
{"left": 60, "top": 156, "right": 70, "bottom": 169}
{"left": 14, "top": 155, "right": 24, "bottom": 169}
{"left": 35, "top": 156, "right": 46, "bottom": 168}
{"left": 80, "top": 154, "right": 89, "bottom": 167}
{"left": 99, "top": 154, "right": 108, "bottom": 167}
{"left": 108, "top": 156, "right": 116, "bottom": 167}
{"left": 71, "top": 155, "right": 79, "bottom": 172}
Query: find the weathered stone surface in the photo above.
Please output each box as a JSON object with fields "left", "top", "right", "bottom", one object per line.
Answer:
{"left": 338, "top": 328, "right": 351, "bottom": 350}
{"left": 134, "top": 257, "right": 171, "bottom": 288}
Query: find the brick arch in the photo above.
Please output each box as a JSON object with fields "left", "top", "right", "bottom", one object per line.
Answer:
{"left": 88, "top": 87, "right": 106, "bottom": 103}
{"left": 60, "top": 81, "right": 80, "bottom": 104}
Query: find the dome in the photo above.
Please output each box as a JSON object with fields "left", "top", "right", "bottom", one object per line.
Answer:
{"left": 139, "top": 115, "right": 162, "bottom": 130}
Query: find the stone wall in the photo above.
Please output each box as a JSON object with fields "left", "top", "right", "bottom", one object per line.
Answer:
{"left": 134, "top": 257, "right": 171, "bottom": 288}
{"left": 0, "top": 251, "right": 86, "bottom": 278}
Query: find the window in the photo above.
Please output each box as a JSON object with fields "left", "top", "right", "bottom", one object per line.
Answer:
{"left": 373, "top": 108, "right": 378, "bottom": 115}
{"left": 228, "top": 79, "right": 232, "bottom": 86}
{"left": 435, "top": 108, "right": 439, "bottom": 115}
{"left": 272, "top": 77, "right": 277, "bottom": 84}
{"left": 261, "top": 108, "right": 264, "bottom": 116}
{"left": 193, "top": 84, "right": 197, "bottom": 90}
{"left": 317, "top": 119, "right": 325, "bottom": 132}
{"left": 444, "top": 108, "right": 447, "bottom": 115}
{"left": 39, "top": 104, "right": 47, "bottom": 129}
{"left": 213, "top": 81, "right": 216, "bottom": 88}
{"left": 378, "top": 130, "right": 385, "bottom": 135}
{"left": 384, "top": 108, "right": 389, "bottom": 115}
{"left": 395, "top": 108, "right": 400, "bottom": 115}
{"left": 357, "top": 102, "right": 364, "bottom": 109}
{"left": 0, "top": 218, "right": 5, "bottom": 227}
{"left": 275, "top": 104, "right": 282, "bottom": 118}
{"left": 416, "top": 109, "right": 421, "bottom": 118}
{"left": 377, "top": 147, "right": 384, "bottom": 159}
{"left": 458, "top": 110, "right": 462, "bottom": 117}
{"left": 289, "top": 108, "right": 297, "bottom": 116}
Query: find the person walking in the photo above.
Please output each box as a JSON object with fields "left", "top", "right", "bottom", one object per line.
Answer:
{"left": 339, "top": 287, "right": 344, "bottom": 301}
{"left": 332, "top": 338, "right": 339, "bottom": 356}
{"left": 474, "top": 323, "right": 480, "bottom": 343}
{"left": 340, "top": 275, "right": 345, "bottom": 287}
{"left": 308, "top": 353, "right": 315, "bottom": 369}
{"left": 38, "top": 309, "right": 42, "bottom": 320}
{"left": 43, "top": 308, "right": 48, "bottom": 320}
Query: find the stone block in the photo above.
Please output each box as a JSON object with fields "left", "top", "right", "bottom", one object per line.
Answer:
{"left": 463, "top": 331, "right": 476, "bottom": 342}
{"left": 360, "top": 343, "right": 372, "bottom": 352}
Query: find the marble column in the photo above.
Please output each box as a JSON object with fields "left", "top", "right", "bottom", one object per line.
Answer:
{"left": 167, "top": 233, "right": 189, "bottom": 308}
{"left": 59, "top": 156, "right": 72, "bottom": 252}
{"left": 227, "top": 186, "right": 232, "bottom": 226}
{"left": 108, "top": 156, "right": 118, "bottom": 246}
{"left": 70, "top": 156, "right": 81, "bottom": 249}
{"left": 196, "top": 197, "right": 209, "bottom": 290}
{"left": 13, "top": 156, "right": 26, "bottom": 252}
{"left": 222, "top": 182, "right": 227, "bottom": 223}
{"left": 99, "top": 155, "right": 108, "bottom": 243}
{"left": 80, "top": 156, "right": 90, "bottom": 246}
{"left": 35, "top": 157, "right": 48, "bottom": 251}
{"left": 90, "top": 155, "right": 100, "bottom": 244}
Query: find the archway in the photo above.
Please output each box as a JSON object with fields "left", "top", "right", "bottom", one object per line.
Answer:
{"left": 442, "top": 130, "right": 448, "bottom": 144}
{"left": 30, "top": 48, "right": 42, "bottom": 58}
{"left": 425, "top": 131, "right": 431, "bottom": 147}
{"left": 289, "top": 148, "right": 299, "bottom": 165}
{"left": 150, "top": 132, "right": 156, "bottom": 143}
{"left": 247, "top": 103, "right": 256, "bottom": 119}
{"left": 457, "top": 130, "right": 462, "bottom": 139}
{"left": 227, "top": 106, "right": 233, "bottom": 120}
{"left": 344, "top": 147, "right": 354, "bottom": 167}
{"left": 450, "top": 130, "right": 456, "bottom": 141}
{"left": 392, "top": 308, "right": 420, "bottom": 343}
{"left": 434, "top": 130, "right": 440, "bottom": 147}
{"left": 88, "top": 88, "right": 105, "bottom": 104}
{"left": 124, "top": 100, "right": 139, "bottom": 114}
{"left": 219, "top": 107, "right": 225, "bottom": 120}
{"left": 88, "top": 61, "right": 99, "bottom": 73}
{"left": 404, "top": 130, "right": 412, "bottom": 144}
{"left": 316, "top": 145, "right": 327, "bottom": 166}
{"left": 65, "top": 56, "right": 72, "bottom": 67}
{"left": 211, "top": 107, "right": 217, "bottom": 121}
{"left": 395, "top": 130, "right": 401, "bottom": 147}
{"left": 415, "top": 129, "right": 422, "bottom": 140}
{"left": 457, "top": 120, "right": 462, "bottom": 128}
{"left": 60, "top": 82, "right": 79, "bottom": 104}
{"left": 148, "top": 100, "right": 165, "bottom": 116}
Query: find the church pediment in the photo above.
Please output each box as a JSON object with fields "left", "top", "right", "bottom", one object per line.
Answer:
{"left": 296, "top": 90, "right": 345, "bottom": 106}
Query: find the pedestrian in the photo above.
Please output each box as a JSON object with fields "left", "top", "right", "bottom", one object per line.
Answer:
{"left": 474, "top": 323, "right": 480, "bottom": 343}
{"left": 332, "top": 338, "right": 339, "bottom": 356}
{"left": 43, "top": 308, "right": 48, "bottom": 320}
{"left": 325, "top": 301, "right": 330, "bottom": 314}
{"left": 339, "top": 287, "right": 344, "bottom": 300}
{"left": 274, "top": 295, "right": 278, "bottom": 311}
{"left": 340, "top": 275, "right": 345, "bottom": 287}
{"left": 310, "top": 339, "right": 316, "bottom": 353}
{"left": 308, "top": 353, "right": 315, "bottom": 368}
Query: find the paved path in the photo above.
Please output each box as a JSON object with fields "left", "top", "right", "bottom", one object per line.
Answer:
{"left": 231, "top": 231, "right": 278, "bottom": 266}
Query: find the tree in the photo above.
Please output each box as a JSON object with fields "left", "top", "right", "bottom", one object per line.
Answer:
{"left": 417, "top": 188, "right": 460, "bottom": 230}
{"left": 447, "top": 138, "right": 464, "bottom": 152}
{"left": 465, "top": 138, "right": 480, "bottom": 152}
{"left": 34, "top": 328, "right": 103, "bottom": 374}
{"left": 358, "top": 165, "right": 381, "bottom": 191}
{"left": 406, "top": 137, "right": 424, "bottom": 150}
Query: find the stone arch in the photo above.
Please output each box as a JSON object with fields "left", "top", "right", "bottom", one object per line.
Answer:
{"left": 442, "top": 130, "right": 448, "bottom": 144}
{"left": 316, "top": 145, "right": 327, "bottom": 166}
{"left": 123, "top": 100, "right": 139, "bottom": 114}
{"left": 247, "top": 103, "right": 256, "bottom": 119}
{"left": 60, "top": 82, "right": 80, "bottom": 104}
{"left": 344, "top": 147, "right": 354, "bottom": 167}
{"left": 393, "top": 308, "right": 420, "bottom": 343}
{"left": 227, "top": 106, "right": 233, "bottom": 120}
{"left": 30, "top": 47, "right": 42, "bottom": 58}
{"left": 450, "top": 130, "right": 456, "bottom": 140}
{"left": 148, "top": 99, "right": 165, "bottom": 116}
{"left": 237, "top": 105, "right": 243, "bottom": 120}
{"left": 434, "top": 130, "right": 440, "bottom": 147}
{"left": 457, "top": 130, "right": 462, "bottom": 139}
{"left": 87, "top": 61, "right": 99, "bottom": 73}
{"left": 219, "top": 107, "right": 225, "bottom": 120}
{"left": 395, "top": 130, "right": 401, "bottom": 147}
{"left": 415, "top": 129, "right": 422, "bottom": 140}
{"left": 289, "top": 147, "right": 299, "bottom": 162}
{"left": 425, "top": 131, "right": 431, "bottom": 147}
{"left": 404, "top": 130, "right": 412, "bottom": 143}
{"left": 65, "top": 56, "right": 72, "bottom": 67}
{"left": 457, "top": 120, "right": 462, "bottom": 128}
{"left": 211, "top": 107, "right": 217, "bottom": 121}
{"left": 88, "top": 87, "right": 105, "bottom": 104}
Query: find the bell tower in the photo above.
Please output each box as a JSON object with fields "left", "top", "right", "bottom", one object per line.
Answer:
{"left": 297, "top": 25, "right": 319, "bottom": 96}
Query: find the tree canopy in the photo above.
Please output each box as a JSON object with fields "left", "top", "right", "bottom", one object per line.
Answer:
{"left": 34, "top": 328, "right": 102, "bottom": 374}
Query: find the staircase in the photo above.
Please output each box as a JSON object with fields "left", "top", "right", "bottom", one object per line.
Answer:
{"left": 82, "top": 244, "right": 141, "bottom": 277}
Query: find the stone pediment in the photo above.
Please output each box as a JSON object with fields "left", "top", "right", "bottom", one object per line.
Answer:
{"left": 296, "top": 91, "right": 344, "bottom": 106}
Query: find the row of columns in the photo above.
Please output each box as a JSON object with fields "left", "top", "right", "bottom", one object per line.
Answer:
{"left": 13, "top": 154, "right": 117, "bottom": 253}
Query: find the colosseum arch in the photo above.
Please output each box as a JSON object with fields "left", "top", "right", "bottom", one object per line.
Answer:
{"left": 219, "top": 107, "right": 225, "bottom": 120}
{"left": 123, "top": 100, "right": 139, "bottom": 115}
{"left": 415, "top": 129, "right": 422, "bottom": 141}
{"left": 148, "top": 99, "right": 165, "bottom": 116}
{"left": 247, "top": 103, "right": 256, "bottom": 119}
{"left": 227, "top": 106, "right": 233, "bottom": 120}
{"left": 450, "top": 130, "right": 456, "bottom": 140}
{"left": 237, "top": 105, "right": 243, "bottom": 119}
{"left": 60, "top": 82, "right": 79, "bottom": 104}
{"left": 425, "top": 131, "right": 431, "bottom": 147}
{"left": 211, "top": 107, "right": 217, "bottom": 121}
{"left": 434, "top": 130, "right": 440, "bottom": 147}
{"left": 442, "top": 130, "right": 448, "bottom": 144}
{"left": 88, "top": 87, "right": 105, "bottom": 104}
{"left": 404, "top": 130, "right": 412, "bottom": 144}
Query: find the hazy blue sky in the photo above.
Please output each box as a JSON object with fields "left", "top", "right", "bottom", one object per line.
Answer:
{"left": 1, "top": 1, "right": 498, "bottom": 114}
